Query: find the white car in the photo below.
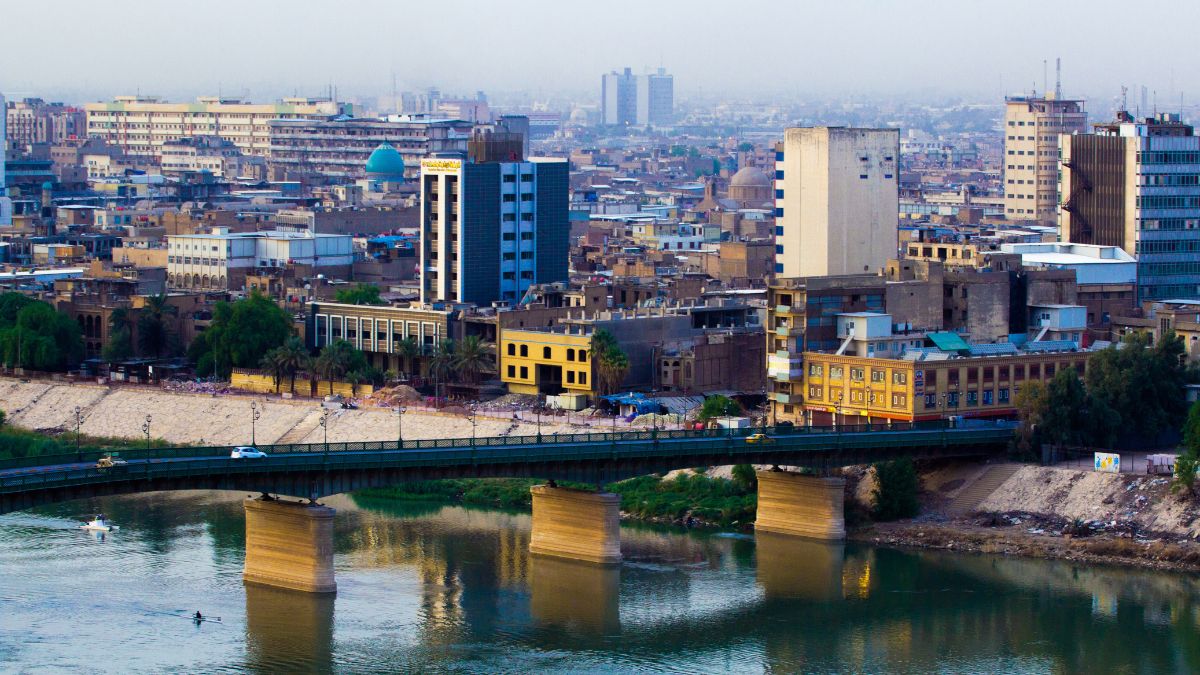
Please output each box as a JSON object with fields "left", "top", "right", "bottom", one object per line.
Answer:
{"left": 231, "top": 446, "right": 268, "bottom": 459}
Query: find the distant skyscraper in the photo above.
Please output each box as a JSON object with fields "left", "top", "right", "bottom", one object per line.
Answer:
{"left": 774, "top": 127, "right": 899, "bottom": 278}
{"left": 419, "top": 141, "right": 568, "bottom": 305}
{"left": 601, "top": 68, "right": 638, "bottom": 126}
{"left": 1003, "top": 94, "right": 1086, "bottom": 222}
{"left": 0, "top": 93, "right": 11, "bottom": 226}
{"left": 1060, "top": 112, "right": 1200, "bottom": 301}
{"left": 636, "top": 68, "right": 673, "bottom": 126}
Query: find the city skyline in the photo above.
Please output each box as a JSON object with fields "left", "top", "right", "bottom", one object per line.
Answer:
{"left": 4, "top": 0, "right": 1200, "bottom": 106}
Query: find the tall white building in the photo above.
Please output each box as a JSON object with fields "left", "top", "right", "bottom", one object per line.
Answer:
{"left": 601, "top": 68, "right": 638, "bottom": 127}
{"left": 602, "top": 68, "right": 673, "bottom": 127}
{"left": 166, "top": 228, "right": 354, "bottom": 291}
{"left": 636, "top": 68, "right": 674, "bottom": 126}
{"left": 773, "top": 127, "right": 899, "bottom": 278}
{"left": 1003, "top": 95, "right": 1086, "bottom": 222}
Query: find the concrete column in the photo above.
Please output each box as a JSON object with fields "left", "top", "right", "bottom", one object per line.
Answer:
{"left": 754, "top": 470, "right": 846, "bottom": 541}
{"left": 529, "top": 486, "right": 621, "bottom": 565}
{"left": 243, "top": 498, "right": 337, "bottom": 594}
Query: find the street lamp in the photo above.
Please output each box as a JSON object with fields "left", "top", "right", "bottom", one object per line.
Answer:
{"left": 536, "top": 395, "right": 543, "bottom": 440}
{"left": 250, "top": 401, "right": 261, "bottom": 446}
{"left": 469, "top": 403, "right": 477, "bottom": 446}
{"left": 142, "top": 415, "right": 152, "bottom": 451}
{"left": 318, "top": 408, "right": 330, "bottom": 455}
{"left": 74, "top": 406, "right": 84, "bottom": 461}
{"left": 396, "top": 405, "right": 406, "bottom": 448}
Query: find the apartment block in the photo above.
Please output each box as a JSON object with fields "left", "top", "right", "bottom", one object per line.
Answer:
{"left": 1003, "top": 95, "right": 1086, "bottom": 222}
{"left": 774, "top": 127, "right": 899, "bottom": 277}
{"left": 167, "top": 229, "right": 353, "bottom": 291}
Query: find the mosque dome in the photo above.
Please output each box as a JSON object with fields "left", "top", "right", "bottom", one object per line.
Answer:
{"left": 729, "top": 166, "right": 771, "bottom": 188}
{"left": 365, "top": 143, "right": 407, "bottom": 179}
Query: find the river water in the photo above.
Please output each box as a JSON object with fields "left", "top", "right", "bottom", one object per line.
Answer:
{"left": 2, "top": 491, "right": 1200, "bottom": 674}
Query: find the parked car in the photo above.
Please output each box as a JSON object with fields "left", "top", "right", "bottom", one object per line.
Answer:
{"left": 745, "top": 433, "right": 775, "bottom": 444}
{"left": 231, "top": 446, "right": 268, "bottom": 459}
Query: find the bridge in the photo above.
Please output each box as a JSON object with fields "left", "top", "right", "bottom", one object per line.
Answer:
{"left": 0, "top": 420, "right": 1014, "bottom": 594}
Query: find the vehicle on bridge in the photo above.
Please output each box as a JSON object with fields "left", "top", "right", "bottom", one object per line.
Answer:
{"left": 95, "top": 454, "right": 128, "bottom": 470}
{"left": 745, "top": 433, "right": 775, "bottom": 444}
{"left": 230, "top": 447, "right": 268, "bottom": 460}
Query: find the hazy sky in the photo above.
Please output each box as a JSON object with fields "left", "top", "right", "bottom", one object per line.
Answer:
{"left": 4, "top": 0, "right": 1199, "bottom": 105}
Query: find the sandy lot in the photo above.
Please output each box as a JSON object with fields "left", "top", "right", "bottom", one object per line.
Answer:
{"left": 0, "top": 379, "right": 575, "bottom": 447}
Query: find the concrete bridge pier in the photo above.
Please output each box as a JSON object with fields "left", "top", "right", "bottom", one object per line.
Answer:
{"left": 528, "top": 485, "right": 622, "bottom": 565}
{"left": 754, "top": 469, "right": 846, "bottom": 541}
{"left": 243, "top": 497, "right": 337, "bottom": 594}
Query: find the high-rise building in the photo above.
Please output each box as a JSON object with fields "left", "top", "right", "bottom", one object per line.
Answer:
{"left": 5, "top": 98, "right": 85, "bottom": 148}
{"left": 85, "top": 95, "right": 351, "bottom": 161}
{"left": 601, "top": 68, "right": 638, "bottom": 127}
{"left": 773, "top": 127, "right": 899, "bottom": 278}
{"left": 636, "top": 68, "right": 674, "bottom": 126}
{"left": 419, "top": 141, "right": 568, "bottom": 305}
{"left": 0, "top": 93, "right": 11, "bottom": 226}
{"left": 1003, "top": 95, "right": 1086, "bottom": 222}
{"left": 1060, "top": 111, "right": 1200, "bottom": 301}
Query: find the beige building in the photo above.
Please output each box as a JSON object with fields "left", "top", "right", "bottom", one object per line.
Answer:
{"left": 774, "top": 127, "right": 899, "bottom": 278}
{"left": 85, "top": 95, "right": 350, "bottom": 161}
{"left": 1003, "top": 95, "right": 1086, "bottom": 222}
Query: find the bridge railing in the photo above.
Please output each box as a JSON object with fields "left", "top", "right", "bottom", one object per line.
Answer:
{"left": 0, "top": 418, "right": 1011, "bottom": 473}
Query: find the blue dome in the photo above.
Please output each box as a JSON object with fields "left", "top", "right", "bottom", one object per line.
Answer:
{"left": 365, "top": 143, "right": 407, "bottom": 178}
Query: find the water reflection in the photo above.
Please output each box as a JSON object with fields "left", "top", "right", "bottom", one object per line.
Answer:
{"left": 529, "top": 555, "right": 620, "bottom": 634}
{"left": 755, "top": 532, "right": 845, "bottom": 601}
{"left": 245, "top": 584, "right": 335, "bottom": 674}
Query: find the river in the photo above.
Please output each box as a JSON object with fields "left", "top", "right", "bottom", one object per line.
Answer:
{"left": 2, "top": 490, "right": 1199, "bottom": 673}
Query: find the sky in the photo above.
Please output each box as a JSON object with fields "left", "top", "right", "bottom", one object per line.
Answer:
{"left": 3, "top": 0, "right": 1199, "bottom": 106}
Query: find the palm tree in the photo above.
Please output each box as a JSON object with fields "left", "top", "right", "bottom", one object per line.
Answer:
{"left": 427, "top": 339, "right": 458, "bottom": 399}
{"left": 347, "top": 370, "right": 364, "bottom": 397}
{"left": 395, "top": 337, "right": 419, "bottom": 378}
{"left": 317, "top": 340, "right": 354, "bottom": 395}
{"left": 103, "top": 307, "right": 133, "bottom": 362}
{"left": 275, "top": 336, "right": 308, "bottom": 394}
{"left": 303, "top": 354, "right": 321, "bottom": 397}
{"left": 454, "top": 335, "right": 492, "bottom": 385}
{"left": 591, "top": 329, "right": 629, "bottom": 396}
{"left": 137, "top": 293, "right": 178, "bottom": 359}
{"left": 260, "top": 347, "right": 284, "bottom": 393}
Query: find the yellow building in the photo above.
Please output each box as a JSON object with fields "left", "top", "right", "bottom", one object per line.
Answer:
{"left": 499, "top": 327, "right": 593, "bottom": 396}
{"left": 802, "top": 348, "right": 1092, "bottom": 425}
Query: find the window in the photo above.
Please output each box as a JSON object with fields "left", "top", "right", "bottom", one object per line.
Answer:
{"left": 892, "top": 371, "right": 907, "bottom": 385}
{"left": 947, "top": 392, "right": 959, "bottom": 407}
{"left": 924, "top": 393, "right": 936, "bottom": 408}
{"left": 966, "top": 391, "right": 978, "bottom": 406}
{"left": 519, "top": 366, "right": 528, "bottom": 379}
{"left": 830, "top": 365, "right": 844, "bottom": 379}
{"left": 519, "top": 345, "right": 528, "bottom": 357}
{"left": 543, "top": 346, "right": 551, "bottom": 359}
{"left": 507, "top": 343, "right": 515, "bottom": 356}
{"left": 567, "top": 371, "right": 575, "bottom": 384}
{"left": 507, "top": 365, "right": 515, "bottom": 377}
{"left": 891, "top": 393, "right": 906, "bottom": 408}
{"left": 850, "top": 367, "right": 864, "bottom": 382}
{"left": 567, "top": 348, "right": 575, "bottom": 361}
{"left": 983, "top": 390, "right": 994, "bottom": 405}
{"left": 579, "top": 350, "right": 588, "bottom": 362}
{"left": 809, "top": 386, "right": 823, "bottom": 399}
{"left": 808, "top": 363, "right": 823, "bottom": 376}
{"left": 579, "top": 372, "right": 587, "bottom": 385}
{"left": 870, "top": 369, "right": 885, "bottom": 383}
{"left": 999, "top": 388, "right": 1009, "bottom": 403}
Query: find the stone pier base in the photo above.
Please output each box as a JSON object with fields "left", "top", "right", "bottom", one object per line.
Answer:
{"left": 243, "top": 498, "right": 337, "bottom": 594}
{"left": 529, "top": 486, "right": 621, "bottom": 565}
{"left": 754, "top": 470, "right": 846, "bottom": 541}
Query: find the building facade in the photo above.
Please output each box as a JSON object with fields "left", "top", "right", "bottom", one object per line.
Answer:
{"left": 167, "top": 229, "right": 353, "bottom": 291}
{"left": 774, "top": 127, "right": 899, "bottom": 277}
{"left": 1060, "top": 112, "right": 1200, "bottom": 301}
{"left": 84, "top": 96, "right": 350, "bottom": 161}
{"left": 309, "top": 302, "right": 456, "bottom": 373}
{"left": 5, "top": 98, "right": 85, "bottom": 148}
{"left": 1003, "top": 95, "right": 1086, "bottom": 222}
{"left": 601, "top": 68, "right": 638, "bottom": 127}
{"left": 636, "top": 68, "right": 674, "bottom": 126}
{"left": 499, "top": 326, "right": 593, "bottom": 395}
{"left": 419, "top": 154, "right": 568, "bottom": 305}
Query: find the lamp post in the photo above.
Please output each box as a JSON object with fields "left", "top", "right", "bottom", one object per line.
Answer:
{"left": 469, "top": 403, "right": 477, "bottom": 446}
{"left": 250, "top": 401, "right": 261, "bottom": 446}
{"left": 833, "top": 390, "right": 844, "bottom": 430}
{"left": 74, "top": 406, "right": 84, "bottom": 462}
{"left": 396, "top": 405, "right": 406, "bottom": 448}
{"left": 536, "top": 395, "right": 543, "bottom": 440}
{"left": 142, "top": 415, "right": 152, "bottom": 451}
{"left": 318, "top": 408, "right": 330, "bottom": 456}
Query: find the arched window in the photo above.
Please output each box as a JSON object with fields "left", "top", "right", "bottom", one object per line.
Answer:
{"left": 519, "top": 344, "right": 528, "bottom": 357}
{"left": 567, "top": 348, "right": 575, "bottom": 361}
{"left": 579, "top": 350, "right": 588, "bottom": 363}
{"left": 543, "top": 346, "right": 552, "bottom": 359}
{"left": 507, "top": 343, "right": 516, "bottom": 356}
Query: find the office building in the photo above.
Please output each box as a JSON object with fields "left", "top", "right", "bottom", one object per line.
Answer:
{"left": 419, "top": 144, "right": 568, "bottom": 305}
{"left": 5, "top": 98, "right": 84, "bottom": 148}
{"left": 601, "top": 68, "right": 638, "bottom": 127}
{"left": 636, "top": 68, "right": 674, "bottom": 126}
{"left": 1060, "top": 112, "right": 1200, "bottom": 301}
{"left": 85, "top": 95, "right": 350, "bottom": 161}
{"left": 1003, "top": 95, "right": 1086, "bottom": 222}
{"left": 774, "top": 127, "right": 899, "bottom": 277}
{"left": 268, "top": 115, "right": 473, "bottom": 183}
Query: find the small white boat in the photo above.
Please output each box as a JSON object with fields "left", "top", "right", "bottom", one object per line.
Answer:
{"left": 79, "top": 514, "right": 120, "bottom": 532}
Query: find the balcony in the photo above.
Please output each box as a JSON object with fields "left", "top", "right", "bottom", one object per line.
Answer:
{"left": 772, "top": 392, "right": 802, "bottom": 405}
{"left": 775, "top": 325, "right": 802, "bottom": 337}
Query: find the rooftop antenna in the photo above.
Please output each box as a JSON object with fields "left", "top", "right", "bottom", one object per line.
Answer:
{"left": 1042, "top": 59, "right": 1048, "bottom": 98}
{"left": 1055, "top": 57, "right": 1061, "bottom": 99}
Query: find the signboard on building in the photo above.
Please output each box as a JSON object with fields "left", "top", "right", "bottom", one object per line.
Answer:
{"left": 1094, "top": 452, "right": 1120, "bottom": 474}
{"left": 421, "top": 158, "right": 462, "bottom": 174}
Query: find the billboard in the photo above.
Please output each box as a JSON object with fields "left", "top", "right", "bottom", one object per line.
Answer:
{"left": 1094, "top": 452, "right": 1120, "bottom": 473}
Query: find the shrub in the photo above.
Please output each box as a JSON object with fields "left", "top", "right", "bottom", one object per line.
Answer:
{"left": 872, "top": 458, "right": 920, "bottom": 521}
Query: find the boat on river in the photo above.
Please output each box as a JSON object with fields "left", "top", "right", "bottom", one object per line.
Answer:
{"left": 79, "top": 515, "right": 119, "bottom": 532}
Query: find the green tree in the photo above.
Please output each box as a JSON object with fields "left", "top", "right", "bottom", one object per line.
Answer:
{"left": 316, "top": 340, "right": 362, "bottom": 395}
{"left": 737, "top": 142, "right": 755, "bottom": 152}
{"left": 260, "top": 347, "right": 285, "bottom": 393}
{"left": 188, "top": 292, "right": 293, "bottom": 379}
{"left": 1087, "top": 332, "right": 1190, "bottom": 442}
{"left": 1040, "top": 369, "right": 1089, "bottom": 447}
{"left": 591, "top": 329, "right": 630, "bottom": 395}
{"left": 102, "top": 307, "right": 134, "bottom": 363}
{"left": 872, "top": 458, "right": 920, "bottom": 521}
{"left": 731, "top": 463, "right": 757, "bottom": 491}
{"left": 395, "top": 337, "right": 420, "bottom": 378}
{"left": 136, "top": 293, "right": 177, "bottom": 359}
{"left": 1174, "top": 401, "right": 1200, "bottom": 498}
{"left": 699, "top": 395, "right": 742, "bottom": 421}
{"left": 0, "top": 298, "right": 83, "bottom": 371}
{"left": 454, "top": 335, "right": 492, "bottom": 385}
{"left": 334, "top": 283, "right": 386, "bottom": 306}
{"left": 427, "top": 339, "right": 458, "bottom": 396}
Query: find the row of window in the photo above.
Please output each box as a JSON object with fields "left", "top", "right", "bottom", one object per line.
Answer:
{"left": 1137, "top": 195, "right": 1200, "bottom": 209}
{"left": 1139, "top": 219, "right": 1200, "bottom": 232}
{"left": 504, "top": 343, "right": 590, "bottom": 362}
{"left": 922, "top": 389, "right": 1010, "bottom": 408}
{"left": 808, "top": 363, "right": 908, "bottom": 384}
{"left": 1138, "top": 262, "right": 1200, "bottom": 277}
{"left": 505, "top": 364, "right": 589, "bottom": 385}
{"left": 1136, "top": 238, "right": 1200, "bottom": 253}
{"left": 1137, "top": 151, "right": 1200, "bottom": 165}
{"left": 808, "top": 386, "right": 908, "bottom": 408}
